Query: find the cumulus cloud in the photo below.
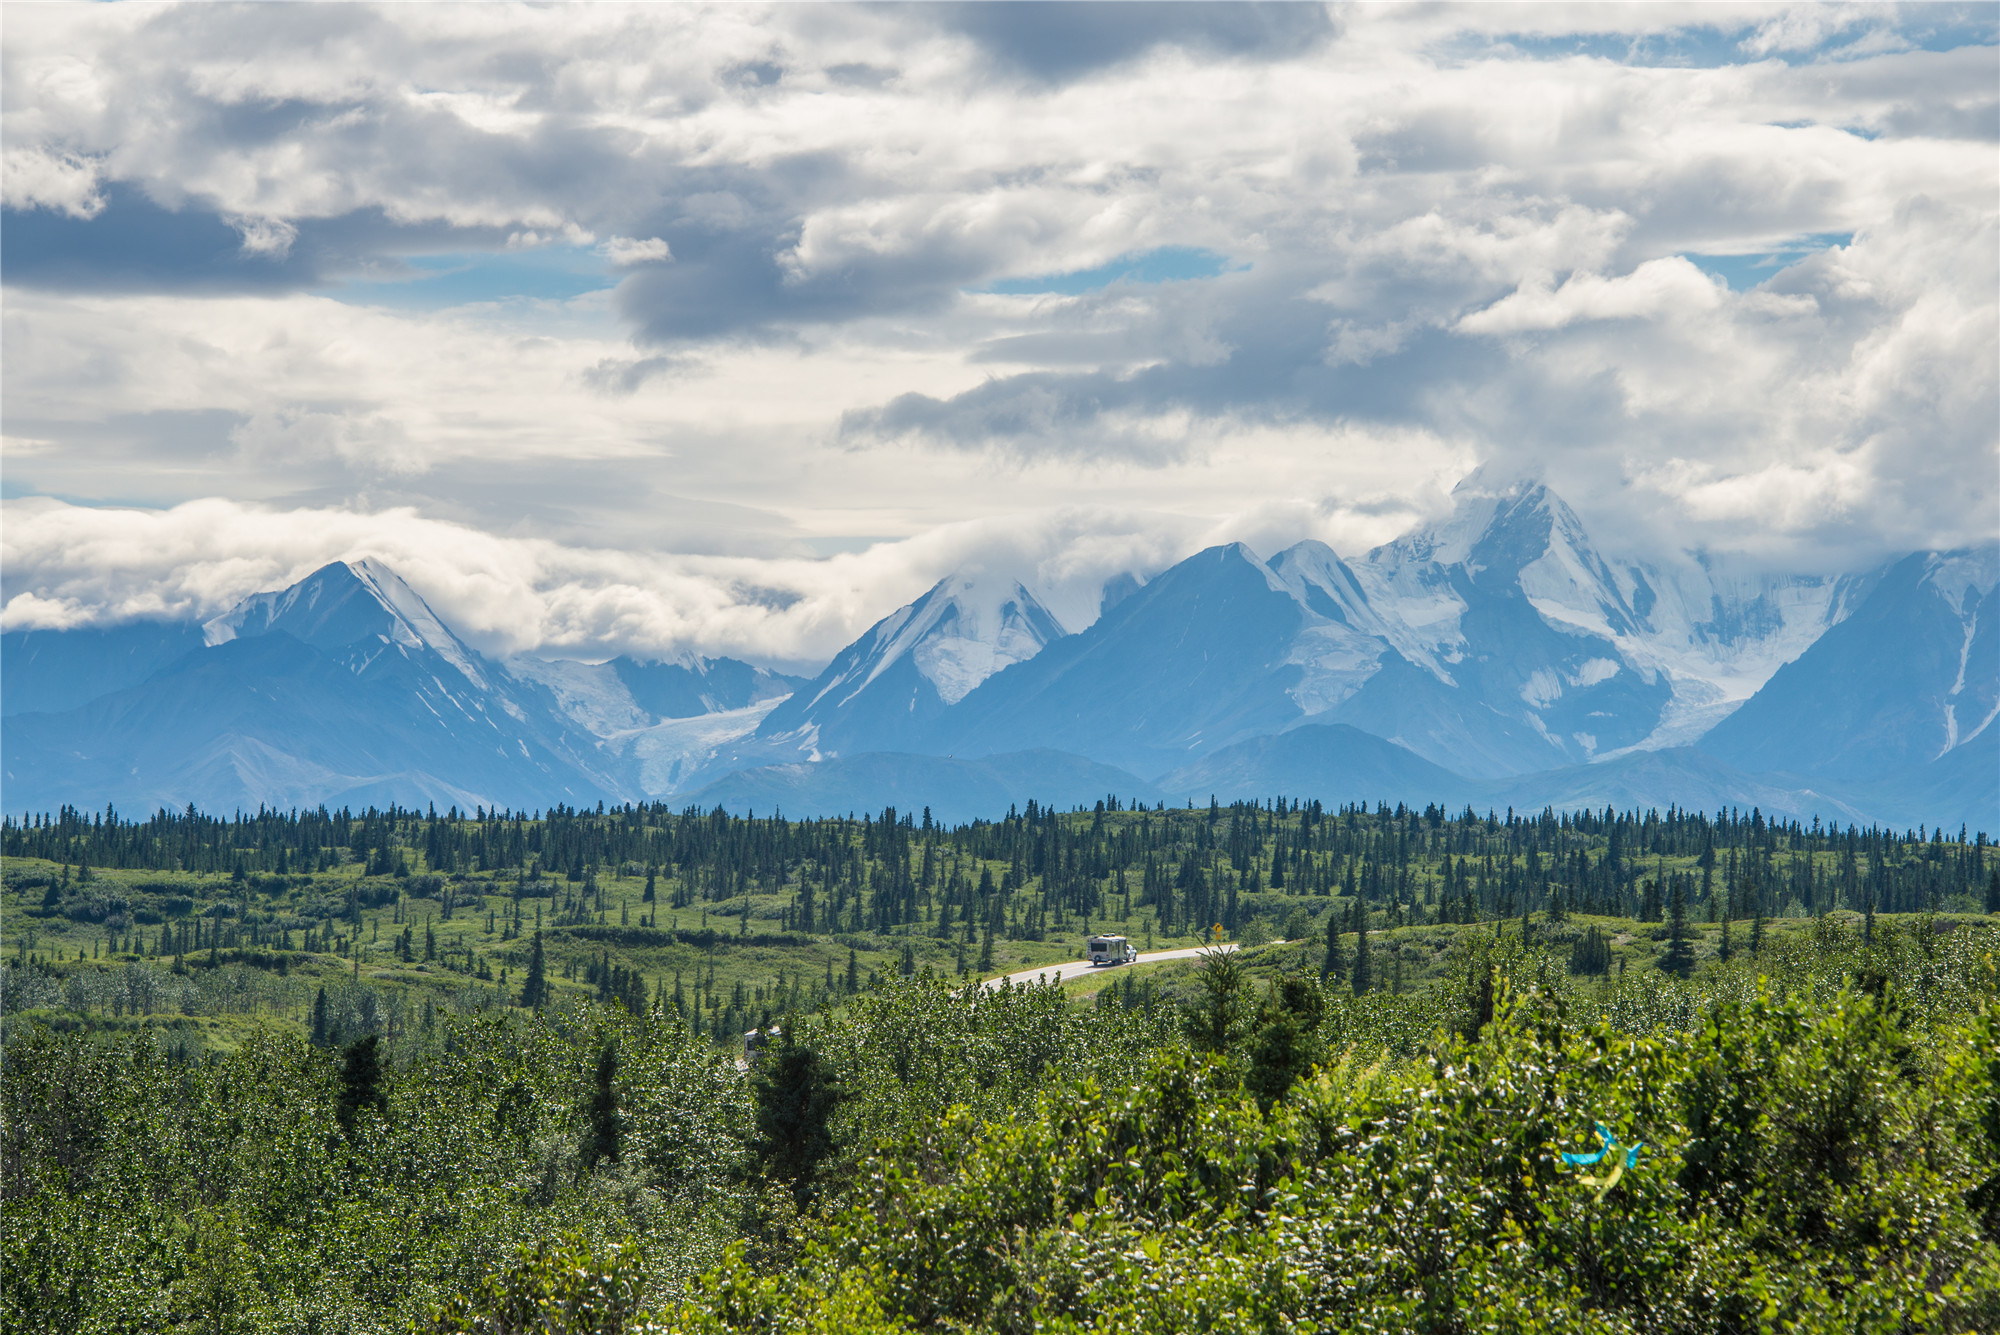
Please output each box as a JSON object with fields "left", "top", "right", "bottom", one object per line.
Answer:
{"left": 1, "top": 2, "right": 1994, "bottom": 658}
{"left": 0, "top": 495, "right": 1205, "bottom": 668}
{"left": 597, "top": 235, "right": 673, "bottom": 267}
{"left": 229, "top": 214, "right": 299, "bottom": 258}
{"left": 2, "top": 146, "right": 104, "bottom": 218}
{"left": 1456, "top": 258, "right": 1729, "bottom": 334}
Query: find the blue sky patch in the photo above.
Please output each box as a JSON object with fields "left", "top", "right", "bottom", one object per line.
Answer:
{"left": 1685, "top": 233, "right": 1854, "bottom": 291}
{"left": 983, "top": 246, "right": 1233, "bottom": 296}
{"left": 323, "top": 246, "right": 615, "bottom": 309}
{"left": 1448, "top": 11, "right": 1997, "bottom": 69}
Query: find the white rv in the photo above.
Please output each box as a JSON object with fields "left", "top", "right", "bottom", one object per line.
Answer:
{"left": 1086, "top": 934, "right": 1138, "bottom": 966}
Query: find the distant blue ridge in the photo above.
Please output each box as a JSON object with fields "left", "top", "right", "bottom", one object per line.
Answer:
{"left": 983, "top": 246, "right": 1233, "bottom": 296}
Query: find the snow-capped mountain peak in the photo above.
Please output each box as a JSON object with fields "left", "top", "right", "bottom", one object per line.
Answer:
{"left": 736, "top": 572, "right": 1070, "bottom": 764}
{"left": 204, "top": 559, "right": 489, "bottom": 689}
{"left": 816, "top": 574, "right": 1067, "bottom": 710}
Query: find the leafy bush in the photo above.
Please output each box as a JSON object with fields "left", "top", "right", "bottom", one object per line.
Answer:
{"left": 670, "top": 980, "right": 2000, "bottom": 1333}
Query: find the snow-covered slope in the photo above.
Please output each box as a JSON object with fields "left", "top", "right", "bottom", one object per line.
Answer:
{"left": 505, "top": 652, "right": 801, "bottom": 736}
{"left": 745, "top": 574, "right": 1068, "bottom": 761}
{"left": 936, "top": 544, "right": 1311, "bottom": 775}
{"left": 1302, "top": 477, "right": 1864, "bottom": 774}
{"left": 206, "top": 557, "right": 491, "bottom": 690}
{"left": 1702, "top": 545, "right": 1999, "bottom": 782}
{"left": 503, "top": 651, "right": 805, "bottom": 798}
{"left": 4, "top": 560, "right": 625, "bottom": 813}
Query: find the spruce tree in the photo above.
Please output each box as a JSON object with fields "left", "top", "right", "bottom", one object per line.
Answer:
{"left": 1661, "top": 881, "right": 1696, "bottom": 977}
{"left": 753, "top": 1029, "right": 846, "bottom": 1210}
{"left": 1987, "top": 867, "right": 1998, "bottom": 915}
{"left": 335, "top": 1035, "right": 386, "bottom": 1139}
{"left": 584, "top": 1042, "right": 622, "bottom": 1169}
{"left": 1351, "top": 914, "right": 1372, "bottom": 996}
{"left": 1569, "top": 926, "right": 1611, "bottom": 976}
{"left": 1321, "top": 919, "right": 1345, "bottom": 983}
{"left": 1750, "top": 909, "right": 1766, "bottom": 957}
{"left": 520, "top": 931, "right": 547, "bottom": 1009}
{"left": 310, "top": 987, "right": 330, "bottom": 1048}
{"left": 1187, "top": 948, "right": 1250, "bottom": 1054}
{"left": 1245, "top": 975, "right": 1325, "bottom": 1110}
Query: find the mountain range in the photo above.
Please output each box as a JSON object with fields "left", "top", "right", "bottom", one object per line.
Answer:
{"left": 4, "top": 481, "right": 1993, "bottom": 830}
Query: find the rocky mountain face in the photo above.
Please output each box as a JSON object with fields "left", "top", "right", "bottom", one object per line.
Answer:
{"left": 711, "top": 574, "right": 1069, "bottom": 770}
{"left": 680, "top": 478, "right": 1987, "bottom": 827}
{"left": 745, "top": 479, "right": 1866, "bottom": 777}
{"left": 4, "top": 484, "right": 1993, "bottom": 830}
{"left": 0, "top": 561, "right": 792, "bottom": 814}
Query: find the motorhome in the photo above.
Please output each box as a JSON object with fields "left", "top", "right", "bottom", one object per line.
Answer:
{"left": 1086, "top": 934, "right": 1138, "bottom": 966}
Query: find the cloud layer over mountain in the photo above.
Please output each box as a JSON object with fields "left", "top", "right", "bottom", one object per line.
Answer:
{"left": 4, "top": 3, "right": 1994, "bottom": 666}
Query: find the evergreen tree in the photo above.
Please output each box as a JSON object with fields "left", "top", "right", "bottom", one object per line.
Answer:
{"left": 845, "top": 947, "right": 860, "bottom": 993}
{"left": 335, "top": 1035, "right": 385, "bottom": 1139}
{"left": 1718, "top": 915, "right": 1734, "bottom": 963}
{"left": 1187, "top": 948, "right": 1250, "bottom": 1054}
{"left": 520, "top": 930, "right": 547, "bottom": 1009}
{"left": 751, "top": 1030, "right": 846, "bottom": 1210}
{"left": 583, "top": 1042, "right": 622, "bottom": 1169}
{"left": 1244, "top": 975, "right": 1325, "bottom": 1110}
{"left": 1661, "top": 880, "right": 1696, "bottom": 978}
{"left": 1569, "top": 925, "right": 1611, "bottom": 976}
{"left": 1750, "top": 909, "right": 1766, "bottom": 957}
{"left": 1987, "top": 867, "right": 1998, "bottom": 915}
{"left": 1321, "top": 919, "right": 1345, "bottom": 983}
{"left": 1351, "top": 916, "right": 1373, "bottom": 996}
{"left": 310, "top": 987, "right": 330, "bottom": 1048}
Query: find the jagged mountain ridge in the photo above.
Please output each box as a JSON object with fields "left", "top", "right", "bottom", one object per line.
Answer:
{"left": 0, "top": 561, "right": 802, "bottom": 814}
{"left": 741, "top": 573, "right": 1068, "bottom": 763}
{"left": 1702, "top": 546, "right": 1999, "bottom": 781}
{"left": 673, "top": 478, "right": 1987, "bottom": 827}
{"left": 758, "top": 479, "right": 1870, "bottom": 783}
{"left": 2, "top": 481, "right": 1992, "bottom": 829}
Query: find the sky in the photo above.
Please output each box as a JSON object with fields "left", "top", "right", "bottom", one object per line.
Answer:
{"left": 3, "top": 1, "right": 1996, "bottom": 670}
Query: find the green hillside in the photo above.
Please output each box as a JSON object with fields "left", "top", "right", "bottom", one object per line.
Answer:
{"left": 6, "top": 798, "right": 1999, "bottom": 1331}
{"left": 7, "top": 797, "right": 1994, "bottom": 1054}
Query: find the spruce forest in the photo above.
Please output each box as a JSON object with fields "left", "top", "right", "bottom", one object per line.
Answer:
{"left": 5, "top": 796, "right": 1999, "bottom": 1332}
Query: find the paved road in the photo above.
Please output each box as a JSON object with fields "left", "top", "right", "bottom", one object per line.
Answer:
{"left": 983, "top": 941, "right": 1240, "bottom": 991}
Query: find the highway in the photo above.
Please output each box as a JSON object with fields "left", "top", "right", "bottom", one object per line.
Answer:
{"left": 982, "top": 941, "right": 1240, "bottom": 991}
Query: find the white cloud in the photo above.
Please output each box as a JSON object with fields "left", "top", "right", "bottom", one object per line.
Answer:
{"left": 1739, "top": 5, "right": 1895, "bottom": 57}
{"left": 1456, "top": 257, "right": 1728, "bottom": 334}
{"left": 228, "top": 214, "right": 298, "bottom": 257}
{"left": 1, "top": 146, "right": 104, "bottom": 217}
{"left": 1, "top": 2, "right": 1993, "bottom": 659}
{"left": 597, "top": 235, "right": 673, "bottom": 267}
{"left": 0, "top": 495, "right": 1199, "bottom": 667}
